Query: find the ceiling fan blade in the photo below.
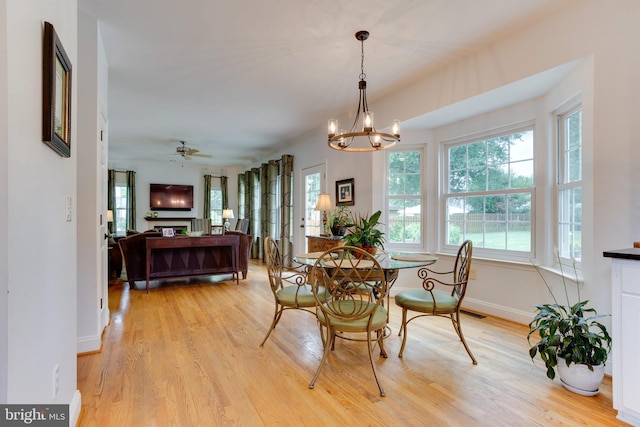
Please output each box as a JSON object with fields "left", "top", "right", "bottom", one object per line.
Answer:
{"left": 186, "top": 148, "right": 199, "bottom": 155}
{"left": 183, "top": 154, "right": 192, "bottom": 160}
{"left": 191, "top": 153, "right": 213, "bottom": 158}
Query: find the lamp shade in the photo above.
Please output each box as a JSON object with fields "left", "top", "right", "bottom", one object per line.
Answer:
{"left": 107, "top": 210, "right": 114, "bottom": 222}
{"left": 314, "top": 193, "right": 332, "bottom": 211}
{"left": 222, "top": 209, "right": 234, "bottom": 219}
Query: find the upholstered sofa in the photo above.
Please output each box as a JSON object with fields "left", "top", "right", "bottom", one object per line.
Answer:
{"left": 119, "top": 230, "right": 253, "bottom": 289}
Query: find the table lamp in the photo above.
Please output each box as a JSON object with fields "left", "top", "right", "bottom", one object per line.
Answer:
{"left": 314, "top": 193, "right": 332, "bottom": 236}
{"left": 222, "top": 209, "right": 234, "bottom": 232}
{"left": 107, "top": 210, "right": 114, "bottom": 234}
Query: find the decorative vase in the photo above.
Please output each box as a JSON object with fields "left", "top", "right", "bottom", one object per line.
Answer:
{"left": 330, "top": 225, "right": 346, "bottom": 237}
{"left": 353, "top": 246, "right": 377, "bottom": 258}
{"left": 557, "top": 358, "right": 605, "bottom": 396}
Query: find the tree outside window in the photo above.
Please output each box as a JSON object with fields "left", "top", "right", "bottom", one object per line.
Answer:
{"left": 387, "top": 150, "right": 422, "bottom": 244}
{"left": 445, "top": 128, "right": 534, "bottom": 256}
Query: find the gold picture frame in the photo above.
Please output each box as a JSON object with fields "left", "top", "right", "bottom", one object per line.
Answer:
{"left": 42, "top": 21, "right": 72, "bottom": 157}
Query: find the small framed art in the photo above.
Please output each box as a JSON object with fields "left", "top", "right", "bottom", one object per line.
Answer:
{"left": 42, "top": 21, "right": 72, "bottom": 157}
{"left": 161, "top": 228, "right": 175, "bottom": 237}
{"left": 336, "top": 178, "right": 354, "bottom": 206}
{"left": 211, "top": 225, "right": 224, "bottom": 235}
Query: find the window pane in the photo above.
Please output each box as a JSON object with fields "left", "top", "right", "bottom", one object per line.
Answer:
{"left": 449, "top": 145, "right": 467, "bottom": 170}
{"left": 387, "top": 150, "right": 422, "bottom": 245}
{"left": 445, "top": 128, "right": 534, "bottom": 257}
{"left": 449, "top": 170, "right": 467, "bottom": 193}
{"left": 388, "top": 198, "right": 421, "bottom": 244}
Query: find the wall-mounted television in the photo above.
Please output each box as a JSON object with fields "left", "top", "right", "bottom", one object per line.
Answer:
{"left": 149, "top": 183, "right": 194, "bottom": 211}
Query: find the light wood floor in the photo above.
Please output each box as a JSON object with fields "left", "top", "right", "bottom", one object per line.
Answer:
{"left": 77, "top": 260, "right": 628, "bottom": 427}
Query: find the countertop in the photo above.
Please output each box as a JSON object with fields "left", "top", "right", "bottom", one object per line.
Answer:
{"left": 603, "top": 248, "right": 640, "bottom": 260}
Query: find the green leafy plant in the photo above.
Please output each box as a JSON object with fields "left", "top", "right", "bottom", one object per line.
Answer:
{"left": 327, "top": 206, "right": 352, "bottom": 236}
{"left": 343, "top": 210, "right": 385, "bottom": 249}
{"left": 527, "top": 253, "right": 611, "bottom": 380}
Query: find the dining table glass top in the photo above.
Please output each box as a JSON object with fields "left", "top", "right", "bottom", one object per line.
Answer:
{"left": 294, "top": 249, "right": 437, "bottom": 270}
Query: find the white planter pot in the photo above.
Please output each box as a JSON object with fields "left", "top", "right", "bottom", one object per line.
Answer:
{"left": 557, "top": 358, "right": 605, "bottom": 396}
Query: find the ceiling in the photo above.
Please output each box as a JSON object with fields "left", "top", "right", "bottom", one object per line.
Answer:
{"left": 78, "top": 0, "right": 569, "bottom": 167}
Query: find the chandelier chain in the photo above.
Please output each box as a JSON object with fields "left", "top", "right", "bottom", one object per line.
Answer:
{"left": 360, "top": 37, "right": 366, "bottom": 81}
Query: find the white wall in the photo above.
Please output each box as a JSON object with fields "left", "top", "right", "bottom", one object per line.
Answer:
{"left": 76, "top": 11, "right": 108, "bottom": 353}
{"left": 108, "top": 159, "right": 241, "bottom": 231}
{"left": 251, "top": 0, "right": 640, "bottom": 333}
{"left": 0, "top": 0, "right": 9, "bottom": 406}
{"left": 2, "top": 0, "right": 81, "bottom": 422}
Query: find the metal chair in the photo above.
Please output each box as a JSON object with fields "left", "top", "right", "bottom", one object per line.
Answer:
{"left": 394, "top": 240, "right": 477, "bottom": 364}
{"left": 309, "top": 246, "right": 389, "bottom": 396}
{"left": 260, "top": 237, "right": 320, "bottom": 346}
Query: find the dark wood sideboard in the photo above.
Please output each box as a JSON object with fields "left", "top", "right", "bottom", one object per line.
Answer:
{"left": 145, "top": 235, "right": 239, "bottom": 292}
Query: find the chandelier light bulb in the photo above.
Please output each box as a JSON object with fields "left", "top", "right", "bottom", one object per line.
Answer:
{"left": 363, "top": 112, "right": 374, "bottom": 132}
{"left": 328, "top": 119, "right": 338, "bottom": 138}
{"left": 392, "top": 120, "right": 400, "bottom": 137}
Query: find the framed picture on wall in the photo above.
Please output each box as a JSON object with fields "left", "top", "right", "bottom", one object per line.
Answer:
{"left": 42, "top": 21, "right": 72, "bottom": 157}
{"left": 336, "top": 178, "right": 354, "bottom": 206}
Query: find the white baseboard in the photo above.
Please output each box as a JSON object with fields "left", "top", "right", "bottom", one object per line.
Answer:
{"left": 69, "top": 390, "right": 81, "bottom": 426}
{"left": 389, "top": 287, "right": 532, "bottom": 325}
{"left": 462, "top": 298, "right": 532, "bottom": 325}
{"left": 76, "top": 334, "right": 102, "bottom": 354}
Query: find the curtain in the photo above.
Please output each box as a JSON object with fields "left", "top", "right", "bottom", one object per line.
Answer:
{"left": 250, "top": 168, "right": 260, "bottom": 259}
{"left": 237, "top": 173, "right": 247, "bottom": 220}
{"left": 280, "top": 154, "right": 294, "bottom": 267}
{"left": 203, "top": 174, "right": 211, "bottom": 219}
{"left": 126, "top": 170, "right": 136, "bottom": 231}
{"left": 221, "top": 176, "right": 228, "bottom": 210}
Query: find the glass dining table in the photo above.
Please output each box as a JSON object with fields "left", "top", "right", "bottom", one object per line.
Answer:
{"left": 293, "top": 249, "right": 438, "bottom": 326}
{"left": 293, "top": 249, "right": 438, "bottom": 290}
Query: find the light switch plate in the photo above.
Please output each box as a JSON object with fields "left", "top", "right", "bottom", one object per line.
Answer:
{"left": 65, "top": 195, "right": 72, "bottom": 222}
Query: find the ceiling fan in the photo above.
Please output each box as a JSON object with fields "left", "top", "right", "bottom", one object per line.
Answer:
{"left": 175, "top": 140, "right": 212, "bottom": 160}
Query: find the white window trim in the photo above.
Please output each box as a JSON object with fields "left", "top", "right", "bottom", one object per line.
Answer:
{"left": 439, "top": 120, "right": 536, "bottom": 261}
{"left": 385, "top": 145, "right": 425, "bottom": 251}
{"left": 554, "top": 100, "right": 583, "bottom": 268}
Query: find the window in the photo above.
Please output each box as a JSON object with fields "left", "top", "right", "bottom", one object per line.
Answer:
{"left": 387, "top": 150, "right": 422, "bottom": 245}
{"left": 557, "top": 106, "right": 582, "bottom": 262}
{"left": 209, "top": 188, "right": 223, "bottom": 225}
{"left": 444, "top": 126, "right": 534, "bottom": 257}
{"left": 114, "top": 183, "right": 128, "bottom": 235}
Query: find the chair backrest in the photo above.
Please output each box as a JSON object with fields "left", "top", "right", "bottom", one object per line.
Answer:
{"left": 452, "top": 240, "right": 473, "bottom": 299}
{"left": 264, "top": 237, "right": 284, "bottom": 293}
{"left": 190, "top": 218, "right": 211, "bottom": 234}
{"left": 264, "top": 236, "right": 305, "bottom": 293}
{"left": 310, "top": 246, "right": 386, "bottom": 321}
{"left": 118, "top": 230, "right": 162, "bottom": 281}
{"left": 235, "top": 218, "right": 249, "bottom": 233}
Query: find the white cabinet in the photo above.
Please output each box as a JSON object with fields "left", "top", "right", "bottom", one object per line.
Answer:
{"left": 606, "top": 250, "right": 640, "bottom": 426}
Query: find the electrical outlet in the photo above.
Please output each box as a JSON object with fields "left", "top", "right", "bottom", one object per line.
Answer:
{"left": 53, "top": 364, "right": 59, "bottom": 398}
{"left": 469, "top": 268, "right": 477, "bottom": 280}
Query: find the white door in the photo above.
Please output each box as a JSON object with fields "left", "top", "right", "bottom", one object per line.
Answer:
{"left": 100, "top": 112, "right": 110, "bottom": 329}
{"left": 300, "top": 163, "right": 327, "bottom": 252}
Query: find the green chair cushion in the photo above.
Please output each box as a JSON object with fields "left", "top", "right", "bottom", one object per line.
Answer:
{"left": 277, "top": 284, "right": 325, "bottom": 307}
{"left": 395, "top": 289, "right": 458, "bottom": 313}
{"left": 317, "top": 301, "right": 388, "bottom": 332}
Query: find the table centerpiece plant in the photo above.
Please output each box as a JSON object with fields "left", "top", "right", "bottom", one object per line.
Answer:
{"left": 343, "top": 210, "right": 385, "bottom": 256}
{"left": 527, "top": 250, "right": 611, "bottom": 395}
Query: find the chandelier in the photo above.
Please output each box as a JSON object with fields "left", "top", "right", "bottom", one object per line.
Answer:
{"left": 328, "top": 30, "right": 400, "bottom": 152}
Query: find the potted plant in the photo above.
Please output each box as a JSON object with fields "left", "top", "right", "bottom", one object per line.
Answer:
{"left": 527, "top": 252, "right": 611, "bottom": 395}
{"left": 328, "top": 206, "right": 352, "bottom": 236}
{"left": 343, "top": 210, "right": 385, "bottom": 255}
